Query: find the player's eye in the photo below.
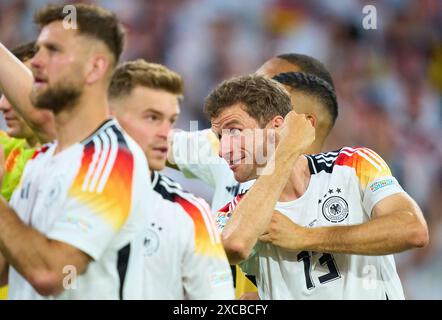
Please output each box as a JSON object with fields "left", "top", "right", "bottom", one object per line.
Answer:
{"left": 229, "top": 128, "right": 241, "bottom": 136}
{"left": 46, "top": 45, "right": 59, "bottom": 53}
{"left": 145, "top": 114, "right": 160, "bottom": 122}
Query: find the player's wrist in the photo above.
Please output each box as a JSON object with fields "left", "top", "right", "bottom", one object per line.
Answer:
{"left": 300, "top": 227, "right": 317, "bottom": 251}
{"left": 273, "top": 145, "right": 303, "bottom": 168}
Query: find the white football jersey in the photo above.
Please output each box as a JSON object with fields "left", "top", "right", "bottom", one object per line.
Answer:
{"left": 217, "top": 147, "right": 406, "bottom": 300}
{"left": 132, "top": 172, "right": 234, "bottom": 299}
{"left": 172, "top": 129, "right": 253, "bottom": 212}
{"left": 8, "top": 119, "right": 152, "bottom": 300}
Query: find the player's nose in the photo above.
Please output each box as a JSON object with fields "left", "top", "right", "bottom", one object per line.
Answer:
{"left": 30, "top": 47, "right": 46, "bottom": 72}
{"left": 157, "top": 121, "right": 172, "bottom": 140}
{"left": 218, "top": 135, "right": 229, "bottom": 158}
{"left": 0, "top": 95, "right": 12, "bottom": 112}
{"left": 219, "top": 135, "right": 237, "bottom": 162}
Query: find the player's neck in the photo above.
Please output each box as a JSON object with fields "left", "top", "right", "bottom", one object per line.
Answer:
{"left": 53, "top": 90, "right": 110, "bottom": 153}
{"left": 304, "top": 140, "right": 322, "bottom": 154}
{"left": 279, "top": 156, "right": 310, "bottom": 202}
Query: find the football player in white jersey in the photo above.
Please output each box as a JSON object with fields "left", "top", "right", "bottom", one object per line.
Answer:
{"left": 0, "top": 45, "right": 344, "bottom": 299}
{"left": 0, "top": 38, "right": 234, "bottom": 298}
{"left": 170, "top": 53, "right": 336, "bottom": 213}
{"left": 108, "top": 60, "right": 234, "bottom": 299}
{"left": 0, "top": 4, "right": 152, "bottom": 299}
{"left": 207, "top": 74, "right": 429, "bottom": 299}
{"left": 169, "top": 54, "right": 338, "bottom": 298}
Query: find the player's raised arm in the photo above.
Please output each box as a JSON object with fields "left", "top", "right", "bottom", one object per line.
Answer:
{"left": 168, "top": 128, "right": 228, "bottom": 186}
{"left": 0, "top": 42, "right": 55, "bottom": 143}
{"left": 222, "top": 111, "right": 314, "bottom": 264}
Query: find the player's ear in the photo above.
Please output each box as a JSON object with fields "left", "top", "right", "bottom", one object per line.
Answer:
{"left": 306, "top": 114, "right": 316, "bottom": 128}
{"left": 270, "top": 115, "right": 284, "bottom": 129}
{"left": 85, "top": 54, "right": 110, "bottom": 85}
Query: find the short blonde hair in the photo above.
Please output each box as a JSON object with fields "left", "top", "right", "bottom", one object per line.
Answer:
{"left": 108, "top": 59, "right": 184, "bottom": 100}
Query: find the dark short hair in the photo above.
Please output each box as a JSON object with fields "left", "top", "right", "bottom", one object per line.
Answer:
{"left": 204, "top": 74, "right": 292, "bottom": 126}
{"left": 109, "top": 59, "right": 184, "bottom": 100}
{"left": 277, "top": 53, "right": 335, "bottom": 89}
{"left": 273, "top": 72, "right": 338, "bottom": 125}
{"left": 11, "top": 41, "right": 37, "bottom": 62}
{"left": 34, "top": 4, "right": 125, "bottom": 65}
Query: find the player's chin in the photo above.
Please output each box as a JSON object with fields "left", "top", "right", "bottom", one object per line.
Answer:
{"left": 148, "top": 157, "right": 167, "bottom": 172}
{"left": 7, "top": 127, "right": 23, "bottom": 139}
{"left": 32, "top": 85, "right": 48, "bottom": 97}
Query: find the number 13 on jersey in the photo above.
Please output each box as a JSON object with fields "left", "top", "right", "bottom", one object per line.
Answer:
{"left": 297, "top": 251, "right": 341, "bottom": 290}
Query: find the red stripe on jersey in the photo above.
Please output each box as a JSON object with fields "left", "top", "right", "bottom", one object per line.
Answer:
{"left": 31, "top": 145, "right": 50, "bottom": 159}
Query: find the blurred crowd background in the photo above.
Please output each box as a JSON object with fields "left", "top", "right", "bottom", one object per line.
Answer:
{"left": 0, "top": 0, "right": 441, "bottom": 299}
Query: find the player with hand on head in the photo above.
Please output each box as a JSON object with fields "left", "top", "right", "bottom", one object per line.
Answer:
{"left": 208, "top": 74, "right": 428, "bottom": 299}
{"left": 169, "top": 54, "right": 338, "bottom": 298}
{"left": 170, "top": 53, "right": 336, "bottom": 212}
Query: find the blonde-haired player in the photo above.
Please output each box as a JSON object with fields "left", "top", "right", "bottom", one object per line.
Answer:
{"left": 109, "top": 60, "right": 234, "bottom": 299}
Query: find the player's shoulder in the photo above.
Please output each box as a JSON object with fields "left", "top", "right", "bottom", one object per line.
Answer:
{"left": 71, "top": 119, "right": 149, "bottom": 195}
{"left": 83, "top": 118, "right": 146, "bottom": 155}
{"left": 0, "top": 132, "right": 26, "bottom": 154}
{"left": 153, "top": 172, "right": 211, "bottom": 212}
{"left": 306, "top": 146, "right": 389, "bottom": 175}
{"left": 80, "top": 118, "right": 149, "bottom": 170}
{"left": 153, "top": 172, "right": 216, "bottom": 224}
{"left": 82, "top": 118, "right": 131, "bottom": 150}
{"left": 152, "top": 171, "right": 185, "bottom": 201}
{"left": 335, "top": 146, "right": 389, "bottom": 172}
{"left": 151, "top": 191, "right": 192, "bottom": 227}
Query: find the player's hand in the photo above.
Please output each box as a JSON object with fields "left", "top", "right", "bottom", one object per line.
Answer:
{"left": 259, "top": 210, "right": 308, "bottom": 251}
{"left": 276, "top": 111, "right": 315, "bottom": 157}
